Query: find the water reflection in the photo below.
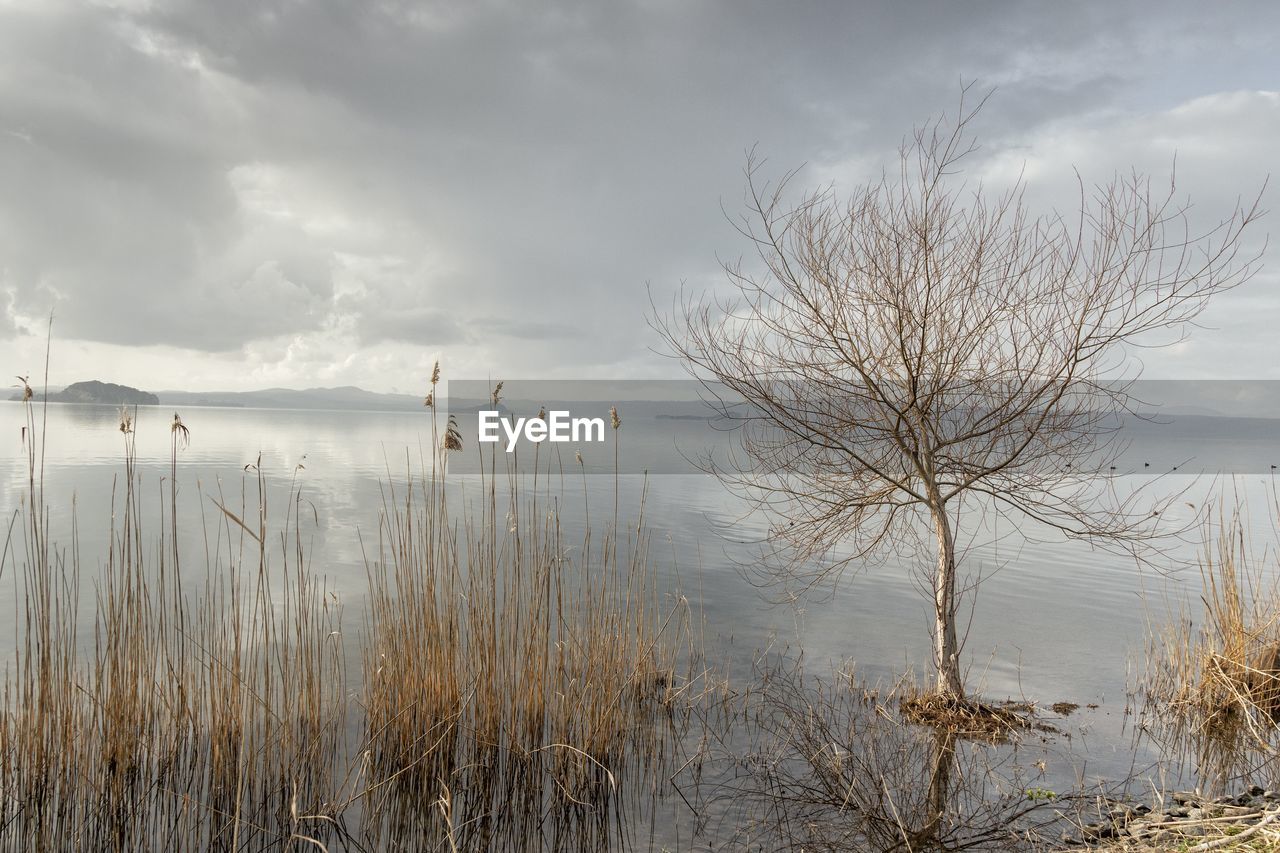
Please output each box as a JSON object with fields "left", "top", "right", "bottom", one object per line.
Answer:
{"left": 682, "top": 654, "right": 1078, "bottom": 851}
{"left": 3, "top": 401, "right": 1280, "bottom": 844}
{"left": 0, "top": 407, "right": 698, "bottom": 852}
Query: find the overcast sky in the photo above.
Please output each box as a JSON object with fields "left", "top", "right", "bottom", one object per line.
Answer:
{"left": 0, "top": 0, "right": 1276, "bottom": 393}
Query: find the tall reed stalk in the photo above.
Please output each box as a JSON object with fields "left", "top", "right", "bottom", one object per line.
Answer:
{"left": 0, "top": 394, "right": 349, "bottom": 852}
{"left": 0, "top": 367, "right": 690, "bottom": 851}
{"left": 1145, "top": 501, "right": 1280, "bottom": 792}
{"left": 360, "top": 381, "right": 689, "bottom": 849}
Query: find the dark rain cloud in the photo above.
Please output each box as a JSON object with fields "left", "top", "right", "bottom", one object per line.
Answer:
{"left": 0, "top": 0, "right": 1276, "bottom": 384}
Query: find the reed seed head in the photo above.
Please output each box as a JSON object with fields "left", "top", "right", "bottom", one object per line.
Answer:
{"left": 426, "top": 360, "right": 442, "bottom": 407}
{"left": 171, "top": 412, "right": 190, "bottom": 448}
{"left": 443, "top": 414, "right": 463, "bottom": 452}
{"left": 610, "top": 406, "right": 621, "bottom": 431}
{"left": 491, "top": 381, "right": 504, "bottom": 408}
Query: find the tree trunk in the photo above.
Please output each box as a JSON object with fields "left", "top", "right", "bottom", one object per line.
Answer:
{"left": 931, "top": 503, "right": 963, "bottom": 697}
{"left": 918, "top": 728, "right": 958, "bottom": 846}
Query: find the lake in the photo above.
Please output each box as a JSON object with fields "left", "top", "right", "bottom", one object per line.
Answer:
{"left": 2, "top": 399, "right": 1279, "bottom": 847}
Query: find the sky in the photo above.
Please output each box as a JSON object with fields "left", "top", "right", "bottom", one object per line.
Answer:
{"left": 0, "top": 0, "right": 1277, "bottom": 394}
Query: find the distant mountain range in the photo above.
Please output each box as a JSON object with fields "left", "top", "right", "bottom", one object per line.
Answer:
{"left": 10, "top": 381, "right": 424, "bottom": 411}
{"left": 9, "top": 379, "right": 1280, "bottom": 420}
{"left": 158, "top": 385, "right": 424, "bottom": 412}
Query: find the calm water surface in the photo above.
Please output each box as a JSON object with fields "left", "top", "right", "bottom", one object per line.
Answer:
{"left": 3, "top": 401, "right": 1280, "bottom": 841}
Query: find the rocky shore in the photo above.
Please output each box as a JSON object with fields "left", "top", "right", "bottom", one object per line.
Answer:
{"left": 1066, "top": 787, "right": 1280, "bottom": 850}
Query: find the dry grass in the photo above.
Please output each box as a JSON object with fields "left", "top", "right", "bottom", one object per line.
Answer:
{"left": 359, "top": 394, "right": 692, "bottom": 849}
{"left": 898, "top": 692, "right": 1054, "bottom": 744}
{"left": 0, "top": 372, "right": 692, "bottom": 851}
{"left": 1068, "top": 806, "right": 1280, "bottom": 852}
{"left": 1144, "top": 506, "right": 1280, "bottom": 788}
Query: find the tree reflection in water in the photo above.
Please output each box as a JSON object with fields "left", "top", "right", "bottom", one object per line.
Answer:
{"left": 685, "top": 655, "right": 1079, "bottom": 851}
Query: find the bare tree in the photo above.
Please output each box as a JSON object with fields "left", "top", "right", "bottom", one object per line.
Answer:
{"left": 655, "top": 92, "right": 1265, "bottom": 698}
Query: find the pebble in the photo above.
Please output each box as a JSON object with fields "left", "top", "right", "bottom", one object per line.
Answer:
{"left": 1065, "top": 785, "right": 1280, "bottom": 847}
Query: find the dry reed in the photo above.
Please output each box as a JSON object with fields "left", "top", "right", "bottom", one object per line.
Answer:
{"left": 0, "top": 368, "right": 691, "bottom": 851}
{"left": 1144, "top": 504, "right": 1280, "bottom": 794}
{"left": 359, "top": 399, "right": 691, "bottom": 850}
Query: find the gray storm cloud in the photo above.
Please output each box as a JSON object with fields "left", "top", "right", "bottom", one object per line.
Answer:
{"left": 0, "top": 0, "right": 1276, "bottom": 389}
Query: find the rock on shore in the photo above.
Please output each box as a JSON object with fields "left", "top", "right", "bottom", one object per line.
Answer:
{"left": 1069, "top": 786, "right": 1280, "bottom": 848}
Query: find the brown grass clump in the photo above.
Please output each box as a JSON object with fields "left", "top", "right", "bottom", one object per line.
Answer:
{"left": 0, "top": 370, "right": 692, "bottom": 851}
{"left": 1144, "top": 505, "right": 1280, "bottom": 789}
{"left": 0, "top": 405, "right": 350, "bottom": 852}
{"left": 359, "top": 420, "right": 692, "bottom": 849}
{"left": 899, "top": 692, "right": 1054, "bottom": 744}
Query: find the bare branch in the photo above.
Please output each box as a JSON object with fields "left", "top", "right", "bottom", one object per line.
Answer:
{"left": 655, "top": 93, "right": 1265, "bottom": 696}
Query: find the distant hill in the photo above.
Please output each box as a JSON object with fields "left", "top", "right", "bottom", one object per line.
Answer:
{"left": 157, "top": 386, "right": 424, "bottom": 412}
{"left": 11, "top": 380, "right": 158, "bottom": 406}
